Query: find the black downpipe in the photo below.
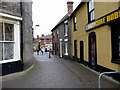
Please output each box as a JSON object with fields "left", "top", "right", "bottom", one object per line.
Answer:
{"left": 20, "top": 1, "right": 23, "bottom": 68}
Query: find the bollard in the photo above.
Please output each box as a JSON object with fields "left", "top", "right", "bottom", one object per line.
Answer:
{"left": 98, "top": 71, "right": 120, "bottom": 89}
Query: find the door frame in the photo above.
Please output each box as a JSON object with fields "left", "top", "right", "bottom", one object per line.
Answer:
{"left": 80, "top": 41, "right": 84, "bottom": 63}
{"left": 89, "top": 32, "right": 97, "bottom": 69}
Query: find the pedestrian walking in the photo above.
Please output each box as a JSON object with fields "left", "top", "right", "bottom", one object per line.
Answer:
{"left": 49, "top": 49, "right": 52, "bottom": 58}
{"left": 41, "top": 48, "right": 44, "bottom": 55}
{"left": 37, "top": 49, "right": 39, "bottom": 55}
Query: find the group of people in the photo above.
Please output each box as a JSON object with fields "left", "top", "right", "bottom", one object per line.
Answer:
{"left": 37, "top": 49, "right": 44, "bottom": 55}
{"left": 36, "top": 48, "right": 52, "bottom": 56}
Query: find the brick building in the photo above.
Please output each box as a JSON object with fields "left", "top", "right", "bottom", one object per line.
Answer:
{"left": 33, "top": 34, "right": 52, "bottom": 52}
{"left": 0, "top": 0, "right": 33, "bottom": 75}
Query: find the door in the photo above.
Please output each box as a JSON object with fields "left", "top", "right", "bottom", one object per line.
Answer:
{"left": 80, "top": 41, "right": 84, "bottom": 63}
{"left": 74, "top": 40, "right": 77, "bottom": 59}
{"left": 60, "top": 40, "right": 62, "bottom": 57}
{"left": 89, "top": 32, "right": 97, "bottom": 69}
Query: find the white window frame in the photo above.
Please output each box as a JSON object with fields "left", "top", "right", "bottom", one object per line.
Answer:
{"left": 64, "top": 20, "right": 68, "bottom": 36}
{"left": 0, "top": 15, "right": 21, "bottom": 64}
{"left": 89, "top": 0, "right": 95, "bottom": 22}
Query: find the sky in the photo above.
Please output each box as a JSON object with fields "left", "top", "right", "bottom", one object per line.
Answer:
{"left": 32, "top": 0, "right": 81, "bottom": 38}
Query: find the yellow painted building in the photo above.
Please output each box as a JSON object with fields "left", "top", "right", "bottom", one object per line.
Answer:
{"left": 71, "top": 1, "right": 120, "bottom": 72}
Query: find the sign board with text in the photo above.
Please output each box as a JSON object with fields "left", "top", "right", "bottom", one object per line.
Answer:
{"left": 86, "top": 9, "right": 120, "bottom": 31}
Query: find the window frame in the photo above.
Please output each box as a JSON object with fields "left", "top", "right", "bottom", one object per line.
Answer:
{"left": 73, "top": 15, "right": 77, "bottom": 31}
{"left": 64, "top": 20, "right": 68, "bottom": 36}
{"left": 0, "top": 18, "right": 21, "bottom": 63}
{"left": 88, "top": 0, "right": 95, "bottom": 23}
{"left": 64, "top": 42, "right": 68, "bottom": 55}
{"left": 111, "top": 23, "right": 120, "bottom": 64}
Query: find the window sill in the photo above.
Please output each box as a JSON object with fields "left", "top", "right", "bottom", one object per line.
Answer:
{"left": 64, "top": 34, "right": 68, "bottom": 37}
{"left": 64, "top": 53, "right": 68, "bottom": 56}
{"left": 111, "top": 59, "right": 120, "bottom": 64}
{"left": 0, "top": 59, "right": 20, "bottom": 64}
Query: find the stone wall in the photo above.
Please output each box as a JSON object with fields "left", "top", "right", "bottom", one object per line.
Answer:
{"left": 0, "top": 1, "right": 34, "bottom": 71}
{"left": 0, "top": 1, "right": 21, "bottom": 17}
{"left": 22, "top": 2, "right": 33, "bottom": 70}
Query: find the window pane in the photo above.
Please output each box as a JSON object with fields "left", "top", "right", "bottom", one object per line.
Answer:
{"left": 0, "top": 23, "right": 3, "bottom": 41}
{"left": 5, "top": 23, "right": 14, "bottom": 41}
{"left": 91, "top": 0, "right": 94, "bottom": 10}
{"left": 74, "top": 16, "right": 77, "bottom": 23}
{"left": 0, "top": 43, "right": 3, "bottom": 61}
{"left": 4, "top": 43, "right": 14, "bottom": 60}
{"left": 93, "top": 11, "right": 95, "bottom": 20}
{"left": 89, "top": 1, "right": 92, "bottom": 12}
{"left": 65, "top": 24, "right": 68, "bottom": 35}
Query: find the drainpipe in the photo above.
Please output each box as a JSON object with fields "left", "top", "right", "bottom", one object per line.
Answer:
{"left": 20, "top": 0, "right": 23, "bottom": 68}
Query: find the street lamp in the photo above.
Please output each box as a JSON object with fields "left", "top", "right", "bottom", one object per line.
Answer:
{"left": 34, "top": 25, "right": 40, "bottom": 38}
{"left": 35, "top": 25, "right": 40, "bottom": 31}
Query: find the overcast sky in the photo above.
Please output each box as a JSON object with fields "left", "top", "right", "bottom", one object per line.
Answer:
{"left": 32, "top": 0, "right": 81, "bottom": 38}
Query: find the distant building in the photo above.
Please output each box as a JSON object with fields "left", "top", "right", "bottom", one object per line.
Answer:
{"left": 33, "top": 34, "right": 52, "bottom": 52}
{"left": 0, "top": 1, "right": 33, "bottom": 75}
{"left": 33, "top": 35, "right": 41, "bottom": 51}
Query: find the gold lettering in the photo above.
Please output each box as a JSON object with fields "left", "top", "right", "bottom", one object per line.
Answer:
{"left": 103, "top": 17, "right": 106, "bottom": 23}
{"left": 111, "top": 14, "right": 114, "bottom": 20}
{"left": 114, "top": 12, "right": 118, "bottom": 19}
{"left": 107, "top": 15, "right": 111, "bottom": 22}
{"left": 119, "top": 10, "right": 120, "bottom": 17}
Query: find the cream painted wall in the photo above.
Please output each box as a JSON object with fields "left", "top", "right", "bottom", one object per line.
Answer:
{"left": 72, "top": 2, "right": 120, "bottom": 71}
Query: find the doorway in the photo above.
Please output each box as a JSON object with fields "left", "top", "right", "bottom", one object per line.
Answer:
{"left": 89, "top": 32, "right": 97, "bottom": 69}
{"left": 80, "top": 41, "right": 84, "bottom": 63}
{"left": 74, "top": 40, "right": 77, "bottom": 59}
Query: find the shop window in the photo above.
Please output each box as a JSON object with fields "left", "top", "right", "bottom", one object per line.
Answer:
{"left": 73, "top": 15, "right": 77, "bottom": 31}
{"left": 111, "top": 23, "right": 120, "bottom": 64}
{"left": 88, "top": 0, "right": 95, "bottom": 22}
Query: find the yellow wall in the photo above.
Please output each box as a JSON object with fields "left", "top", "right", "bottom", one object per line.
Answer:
{"left": 94, "top": 2, "right": 118, "bottom": 19}
{"left": 72, "top": 2, "right": 120, "bottom": 71}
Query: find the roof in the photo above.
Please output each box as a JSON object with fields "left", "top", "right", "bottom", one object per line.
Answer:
{"left": 51, "top": 13, "right": 70, "bottom": 32}
{"left": 51, "top": 1, "right": 86, "bottom": 32}
{"left": 40, "top": 35, "right": 52, "bottom": 39}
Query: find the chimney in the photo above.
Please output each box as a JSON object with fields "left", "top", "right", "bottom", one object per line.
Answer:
{"left": 67, "top": 1, "right": 74, "bottom": 15}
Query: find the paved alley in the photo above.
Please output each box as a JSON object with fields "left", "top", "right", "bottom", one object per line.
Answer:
{"left": 2, "top": 52, "right": 120, "bottom": 88}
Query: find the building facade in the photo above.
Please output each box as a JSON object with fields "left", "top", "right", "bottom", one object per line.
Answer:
{"left": 71, "top": 1, "right": 120, "bottom": 73}
{"left": 51, "top": 1, "right": 73, "bottom": 59}
{"left": 33, "top": 34, "right": 52, "bottom": 52}
{"left": 40, "top": 34, "right": 52, "bottom": 51}
{"left": 0, "top": 1, "right": 33, "bottom": 75}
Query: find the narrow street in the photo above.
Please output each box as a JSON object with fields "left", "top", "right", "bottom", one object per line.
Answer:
{"left": 2, "top": 52, "right": 120, "bottom": 88}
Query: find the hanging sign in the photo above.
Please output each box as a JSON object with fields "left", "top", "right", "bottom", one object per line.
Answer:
{"left": 86, "top": 8, "right": 120, "bottom": 31}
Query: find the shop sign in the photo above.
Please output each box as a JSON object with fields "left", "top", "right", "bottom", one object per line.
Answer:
{"left": 86, "top": 9, "right": 120, "bottom": 31}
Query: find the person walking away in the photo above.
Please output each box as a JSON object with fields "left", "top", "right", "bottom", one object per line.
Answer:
{"left": 37, "top": 49, "right": 39, "bottom": 55}
{"left": 49, "top": 49, "right": 52, "bottom": 58}
{"left": 41, "top": 48, "right": 44, "bottom": 55}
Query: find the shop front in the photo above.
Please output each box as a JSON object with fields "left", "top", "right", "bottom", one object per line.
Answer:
{"left": 86, "top": 8, "right": 120, "bottom": 71}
